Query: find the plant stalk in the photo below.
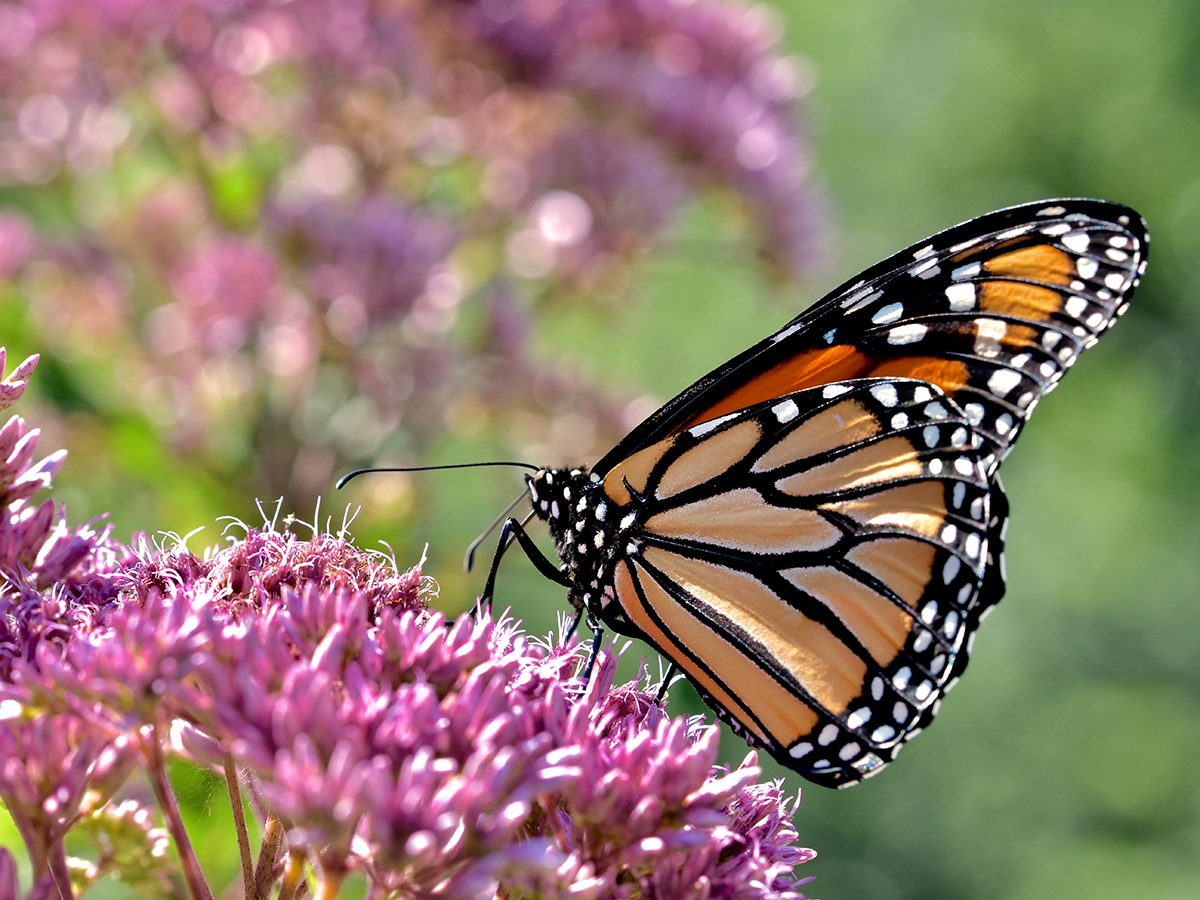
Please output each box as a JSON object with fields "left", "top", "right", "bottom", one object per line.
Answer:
{"left": 141, "top": 728, "right": 213, "bottom": 900}
{"left": 223, "top": 754, "right": 255, "bottom": 899}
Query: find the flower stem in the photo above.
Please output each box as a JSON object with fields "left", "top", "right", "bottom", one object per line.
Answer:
{"left": 278, "top": 851, "right": 306, "bottom": 900}
{"left": 47, "top": 843, "right": 75, "bottom": 899}
{"left": 141, "top": 728, "right": 213, "bottom": 900}
{"left": 315, "top": 870, "right": 344, "bottom": 900}
{"left": 223, "top": 753, "right": 255, "bottom": 900}
{"left": 252, "top": 814, "right": 285, "bottom": 900}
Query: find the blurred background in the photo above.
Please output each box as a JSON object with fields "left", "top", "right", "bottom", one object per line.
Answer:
{"left": 1, "top": 0, "right": 1197, "bottom": 897}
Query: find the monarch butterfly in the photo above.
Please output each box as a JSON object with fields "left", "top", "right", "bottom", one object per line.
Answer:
{"left": 347, "top": 199, "right": 1148, "bottom": 788}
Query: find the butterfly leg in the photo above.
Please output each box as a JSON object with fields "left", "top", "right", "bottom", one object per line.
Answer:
{"left": 478, "top": 515, "right": 570, "bottom": 617}
{"left": 580, "top": 614, "right": 604, "bottom": 685}
{"left": 655, "top": 662, "right": 679, "bottom": 704}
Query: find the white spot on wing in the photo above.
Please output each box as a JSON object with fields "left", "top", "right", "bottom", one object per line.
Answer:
{"left": 973, "top": 318, "right": 1007, "bottom": 358}
{"left": 773, "top": 399, "right": 800, "bottom": 423}
{"left": 870, "top": 383, "right": 900, "bottom": 407}
{"left": 925, "top": 401, "right": 949, "bottom": 419}
{"left": 887, "top": 323, "right": 928, "bottom": 345}
{"left": 871, "top": 302, "right": 904, "bottom": 324}
{"left": 946, "top": 283, "right": 976, "bottom": 311}
{"left": 1061, "top": 232, "right": 1090, "bottom": 253}
{"left": 995, "top": 225, "right": 1033, "bottom": 240}
{"left": 846, "top": 708, "right": 871, "bottom": 729}
{"left": 843, "top": 287, "right": 881, "bottom": 313}
{"left": 942, "top": 555, "right": 961, "bottom": 584}
{"left": 987, "top": 368, "right": 1022, "bottom": 396}
{"left": 689, "top": 412, "right": 739, "bottom": 438}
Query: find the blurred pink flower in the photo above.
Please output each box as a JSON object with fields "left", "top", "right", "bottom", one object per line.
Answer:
{"left": 169, "top": 238, "right": 279, "bottom": 353}
{"left": 0, "top": 211, "right": 34, "bottom": 278}
{"left": 270, "top": 195, "right": 457, "bottom": 329}
{"left": 457, "top": 0, "right": 821, "bottom": 272}
{"left": 0, "top": 0, "right": 827, "bottom": 559}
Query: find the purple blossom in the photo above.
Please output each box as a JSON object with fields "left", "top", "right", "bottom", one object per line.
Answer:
{"left": 457, "top": 0, "right": 822, "bottom": 272}
{"left": 2, "top": 490, "right": 816, "bottom": 896}
{"left": 0, "top": 211, "right": 35, "bottom": 278}
{"left": 7, "top": 520, "right": 816, "bottom": 895}
{"left": 0, "top": 400, "right": 118, "bottom": 598}
{"left": 169, "top": 238, "right": 281, "bottom": 354}
{"left": 523, "top": 124, "right": 687, "bottom": 284}
{"left": 0, "top": 712, "right": 119, "bottom": 880}
{"left": 269, "top": 195, "right": 457, "bottom": 330}
{"left": 0, "top": 351, "right": 38, "bottom": 412}
{"left": 0, "top": 354, "right": 127, "bottom": 695}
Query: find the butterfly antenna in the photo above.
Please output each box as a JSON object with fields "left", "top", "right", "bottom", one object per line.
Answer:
{"left": 465, "top": 486, "right": 531, "bottom": 573}
{"left": 335, "top": 460, "right": 539, "bottom": 490}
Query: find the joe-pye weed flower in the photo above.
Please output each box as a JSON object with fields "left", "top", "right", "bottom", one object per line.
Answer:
{"left": 0, "top": 349, "right": 814, "bottom": 897}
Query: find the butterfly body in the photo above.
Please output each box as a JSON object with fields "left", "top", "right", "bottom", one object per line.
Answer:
{"left": 508, "top": 199, "right": 1148, "bottom": 787}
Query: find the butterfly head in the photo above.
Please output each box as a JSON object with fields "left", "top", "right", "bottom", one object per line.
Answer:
{"left": 527, "top": 465, "right": 605, "bottom": 544}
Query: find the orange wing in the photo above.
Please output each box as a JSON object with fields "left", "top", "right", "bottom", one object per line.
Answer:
{"left": 598, "top": 379, "right": 992, "bottom": 787}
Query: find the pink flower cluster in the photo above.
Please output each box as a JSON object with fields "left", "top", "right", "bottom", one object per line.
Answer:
{"left": 0, "top": 353, "right": 814, "bottom": 897}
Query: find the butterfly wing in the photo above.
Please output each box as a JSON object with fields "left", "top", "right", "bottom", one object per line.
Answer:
{"left": 594, "top": 199, "right": 1148, "bottom": 478}
{"left": 598, "top": 378, "right": 995, "bottom": 787}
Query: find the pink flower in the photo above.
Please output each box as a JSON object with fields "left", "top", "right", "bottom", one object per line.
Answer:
{"left": 169, "top": 238, "right": 280, "bottom": 353}
{"left": 0, "top": 212, "right": 35, "bottom": 278}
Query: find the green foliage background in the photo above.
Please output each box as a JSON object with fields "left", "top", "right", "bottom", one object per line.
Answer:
{"left": 5, "top": 2, "right": 1199, "bottom": 897}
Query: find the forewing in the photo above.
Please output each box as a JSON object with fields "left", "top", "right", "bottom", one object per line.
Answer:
{"left": 595, "top": 199, "right": 1147, "bottom": 478}
{"left": 601, "top": 378, "right": 999, "bottom": 787}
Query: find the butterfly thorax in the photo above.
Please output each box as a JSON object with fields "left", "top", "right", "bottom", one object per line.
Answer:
{"left": 527, "top": 466, "right": 627, "bottom": 617}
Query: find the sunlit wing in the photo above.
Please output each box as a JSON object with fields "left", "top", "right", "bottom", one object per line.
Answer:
{"left": 599, "top": 378, "right": 995, "bottom": 787}
{"left": 595, "top": 199, "right": 1148, "bottom": 478}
